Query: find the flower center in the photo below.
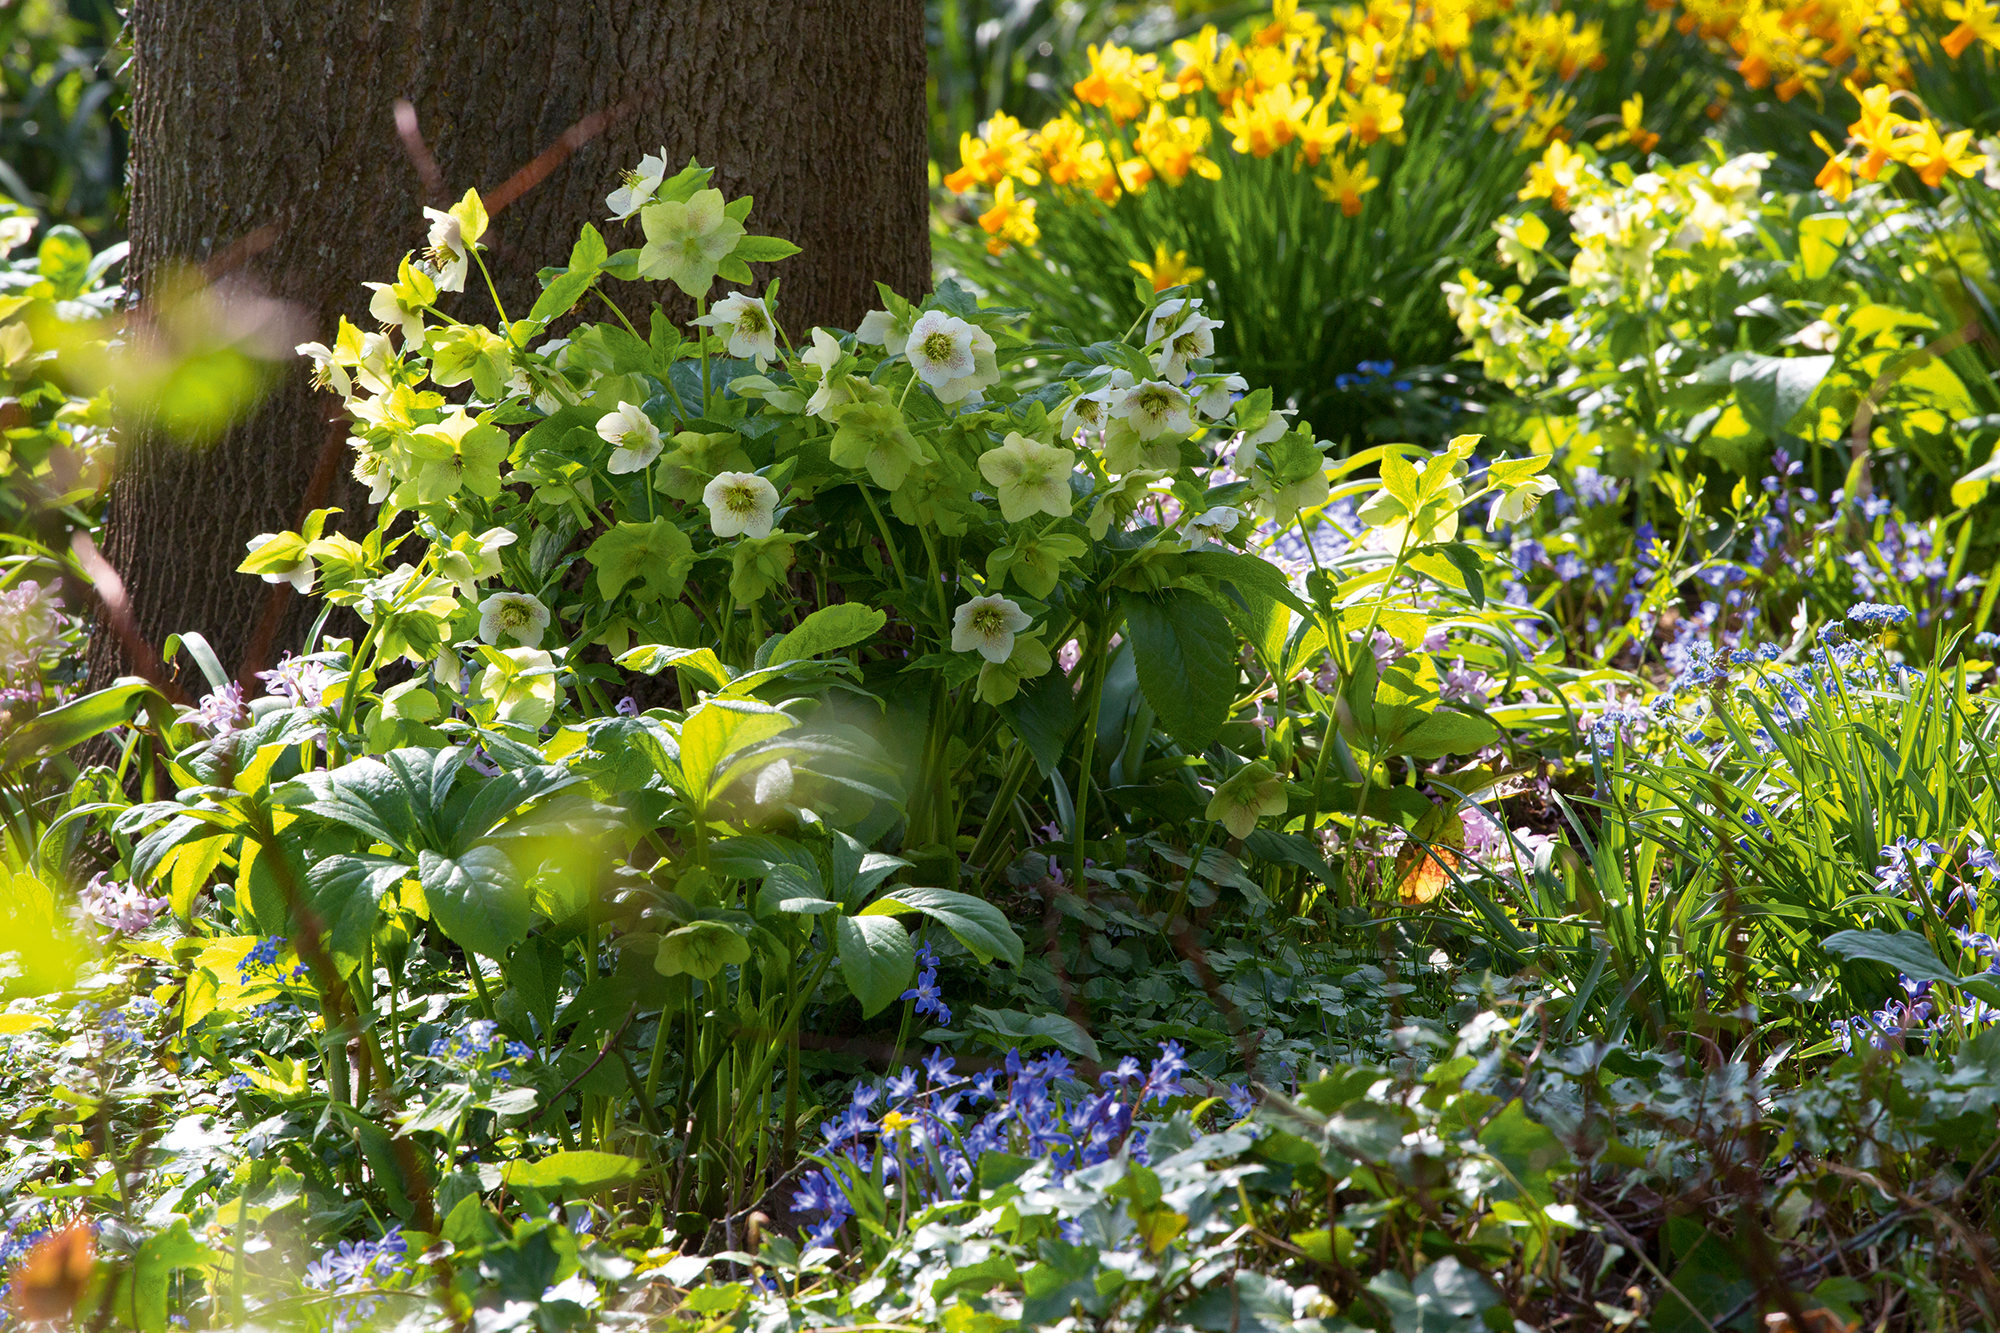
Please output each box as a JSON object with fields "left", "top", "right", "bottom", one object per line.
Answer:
{"left": 724, "top": 484, "right": 760, "bottom": 515}
{"left": 739, "top": 308, "right": 769, "bottom": 336}
{"left": 1137, "top": 388, "right": 1173, "bottom": 414}
{"left": 922, "top": 330, "right": 957, "bottom": 363}
{"left": 971, "top": 607, "right": 1007, "bottom": 635}
{"left": 499, "top": 603, "right": 531, "bottom": 628}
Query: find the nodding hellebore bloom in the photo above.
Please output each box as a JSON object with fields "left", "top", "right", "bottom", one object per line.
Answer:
{"left": 702, "top": 471, "right": 782, "bottom": 540}
{"left": 904, "top": 310, "right": 999, "bottom": 404}
{"left": 637, "top": 187, "right": 744, "bottom": 297}
{"left": 597, "top": 401, "right": 664, "bottom": 475}
{"left": 951, "top": 594, "right": 1033, "bottom": 664}
{"left": 693, "top": 292, "right": 780, "bottom": 369}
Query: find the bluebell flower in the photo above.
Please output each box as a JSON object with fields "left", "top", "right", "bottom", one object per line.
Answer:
{"left": 1225, "top": 1084, "right": 1257, "bottom": 1120}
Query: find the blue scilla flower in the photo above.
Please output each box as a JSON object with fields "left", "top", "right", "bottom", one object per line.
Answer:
{"left": 1225, "top": 1084, "right": 1257, "bottom": 1120}
{"left": 238, "top": 937, "right": 287, "bottom": 979}
{"left": 1847, "top": 602, "right": 1911, "bottom": 629}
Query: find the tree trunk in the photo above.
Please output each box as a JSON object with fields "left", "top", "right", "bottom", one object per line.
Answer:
{"left": 92, "top": 0, "right": 929, "bottom": 691}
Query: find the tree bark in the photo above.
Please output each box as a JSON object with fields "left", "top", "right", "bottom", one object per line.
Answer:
{"left": 93, "top": 0, "right": 929, "bottom": 691}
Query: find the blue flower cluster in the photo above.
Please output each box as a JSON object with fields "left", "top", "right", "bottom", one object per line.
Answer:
{"left": 0, "top": 1208, "right": 56, "bottom": 1312}
{"left": 901, "top": 941, "right": 951, "bottom": 1026}
{"left": 1333, "top": 359, "right": 1411, "bottom": 393}
{"left": 237, "top": 937, "right": 309, "bottom": 984}
{"left": 303, "top": 1227, "right": 409, "bottom": 1330}
{"left": 426, "top": 1020, "right": 534, "bottom": 1079}
{"left": 791, "top": 1042, "right": 1201, "bottom": 1249}
{"left": 1829, "top": 842, "right": 2000, "bottom": 1052}
{"left": 1847, "top": 601, "right": 1912, "bottom": 629}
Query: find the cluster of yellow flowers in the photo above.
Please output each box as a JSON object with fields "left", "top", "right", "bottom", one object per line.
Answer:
{"left": 942, "top": 0, "right": 1628, "bottom": 264}
{"left": 1812, "top": 80, "right": 1991, "bottom": 196}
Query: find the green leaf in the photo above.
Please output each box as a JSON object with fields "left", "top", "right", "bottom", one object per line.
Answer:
{"left": 1823, "top": 928, "right": 1963, "bottom": 988}
{"left": 732, "top": 234, "right": 802, "bottom": 264}
{"left": 501, "top": 1150, "right": 645, "bottom": 1196}
{"left": 1477, "top": 1099, "right": 1570, "bottom": 1208}
{"left": 834, "top": 913, "right": 913, "bottom": 1017}
{"left": 1399, "top": 709, "right": 1500, "bottom": 760}
{"left": 863, "top": 884, "right": 1024, "bottom": 967}
{"left": 36, "top": 225, "right": 93, "bottom": 299}
{"left": 1366, "top": 1257, "right": 1502, "bottom": 1333}
{"left": 306, "top": 854, "right": 406, "bottom": 978}
{"left": 1731, "top": 353, "right": 1833, "bottom": 440}
{"left": 528, "top": 224, "right": 610, "bottom": 324}
{"left": 965, "top": 1006, "right": 1102, "bottom": 1061}
{"left": 130, "top": 1219, "right": 221, "bottom": 1333}
{"left": 419, "top": 845, "right": 530, "bottom": 960}
{"left": 1, "top": 678, "right": 163, "bottom": 769}
{"left": 997, "top": 660, "right": 1075, "bottom": 777}
{"left": 769, "top": 604, "right": 886, "bottom": 663}
{"left": 587, "top": 519, "right": 695, "bottom": 603}
{"left": 1118, "top": 589, "right": 1237, "bottom": 753}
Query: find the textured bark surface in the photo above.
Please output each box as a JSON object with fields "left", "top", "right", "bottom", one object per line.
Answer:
{"left": 93, "top": 0, "right": 929, "bottom": 689}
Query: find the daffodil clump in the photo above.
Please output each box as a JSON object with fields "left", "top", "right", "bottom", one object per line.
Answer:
{"left": 943, "top": 0, "right": 1628, "bottom": 260}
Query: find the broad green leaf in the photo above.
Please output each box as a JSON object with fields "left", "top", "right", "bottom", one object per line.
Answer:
{"left": 306, "top": 854, "right": 407, "bottom": 977}
{"left": 1823, "top": 928, "right": 1962, "bottom": 988}
{"left": 1730, "top": 353, "right": 1833, "bottom": 440}
{"left": 834, "top": 913, "right": 913, "bottom": 1017}
{"left": 1398, "top": 709, "right": 1500, "bottom": 760}
{"left": 863, "top": 884, "right": 1024, "bottom": 967}
{"left": 418, "top": 845, "right": 530, "bottom": 960}
{"left": 996, "top": 660, "right": 1074, "bottom": 777}
{"left": 1476, "top": 1099, "right": 1570, "bottom": 1208}
{"left": 501, "top": 1150, "right": 645, "bottom": 1196}
{"left": 130, "top": 1219, "right": 221, "bottom": 1333}
{"left": 1119, "top": 589, "right": 1237, "bottom": 753}
{"left": 769, "top": 604, "right": 886, "bottom": 664}
{"left": 965, "top": 1006, "right": 1102, "bottom": 1061}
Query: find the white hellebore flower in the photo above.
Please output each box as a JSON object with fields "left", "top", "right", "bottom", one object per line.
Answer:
{"left": 0, "top": 215, "right": 36, "bottom": 256}
{"left": 244, "top": 533, "right": 313, "bottom": 592}
{"left": 478, "top": 591, "right": 551, "bottom": 648}
{"left": 598, "top": 402, "right": 664, "bottom": 475}
{"left": 905, "top": 310, "right": 978, "bottom": 390}
{"left": 352, "top": 446, "right": 394, "bottom": 504}
{"left": 951, "top": 594, "right": 1033, "bottom": 665}
{"left": 364, "top": 280, "right": 426, "bottom": 347}
{"left": 703, "top": 471, "right": 780, "bottom": 539}
{"left": 607, "top": 150, "right": 670, "bottom": 221}
{"left": 1184, "top": 505, "right": 1243, "bottom": 546}
{"left": 1113, "top": 380, "right": 1195, "bottom": 441}
{"left": 1491, "top": 474, "right": 1558, "bottom": 526}
{"left": 1144, "top": 296, "right": 1206, "bottom": 346}
{"left": 1795, "top": 319, "right": 1839, "bottom": 352}
{"left": 296, "top": 341, "right": 352, "bottom": 399}
{"left": 422, "top": 207, "right": 469, "bottom": 292}
{"left": 1153, "top": 311, "right": 1222, "bottom": 382}
{"left": 802, "top": 327, "right": 853, "bottom": 419}
{"left": 1195, "top": 373, "right": 1247, "bottom": 420}
{"left": 693, "top": 293, "right": 779, "bottom": 369}
{"left": 1060, "top": 387, "right": 1119, "bottom": 439}
{"left": 855, "top": 307, "right": 915, "bottom": 356}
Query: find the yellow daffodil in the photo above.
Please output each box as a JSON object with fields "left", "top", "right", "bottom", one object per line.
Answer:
{"left": 1135, "top": 105, "right": 1222, "bottom": 185}
{"left": 1074, "top": 43, "right": 1162, "bottom": 125}
{"left": 1338, "top": 85, "right": 1405, "bottom": 146}
{"left": 977, "top": 179, "right": 1039, "bottom": 254}
{"left": 943, "top": 112, "right": 1039, "bottom": 194}
{"left": 1315, "top": 154, "right": 1380, "bottom": 216}
{"left": 1943, "top": 0, "right": 2000, "bottom": 55}
{"left": 1130, "top": 243, "right": 1205, "bottom": 293}
{"left": 1900, "top": 121, "right": 1984, "bottom": 187}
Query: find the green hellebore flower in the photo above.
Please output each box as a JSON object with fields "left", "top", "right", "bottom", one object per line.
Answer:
{"left": 829, "top": 400, "right": 927, "bottom": 491}
{"left": 977, "top": 432, "right": 1076, "bottom": 522}
{"left": 653, "top": 430, "right": 751, "bottom": 503}
{"left": 654, "top": 920, "right": 751, "bottom": 980}
{"left": 1206, "top": 760, "right": 1287, "bottom": 839}
{"left": 637, "top": 188, "right": 744, "bottom": 298}
{"left": 729, "top": 531, "right": 809, "bottom": 603}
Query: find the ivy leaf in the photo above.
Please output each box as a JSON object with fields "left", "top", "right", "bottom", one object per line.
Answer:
{"left": 586, "top": 519, "right": 695, "bottom": 603}
{"left": 418, "top": 846, "right": 530, "bottom": 961}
